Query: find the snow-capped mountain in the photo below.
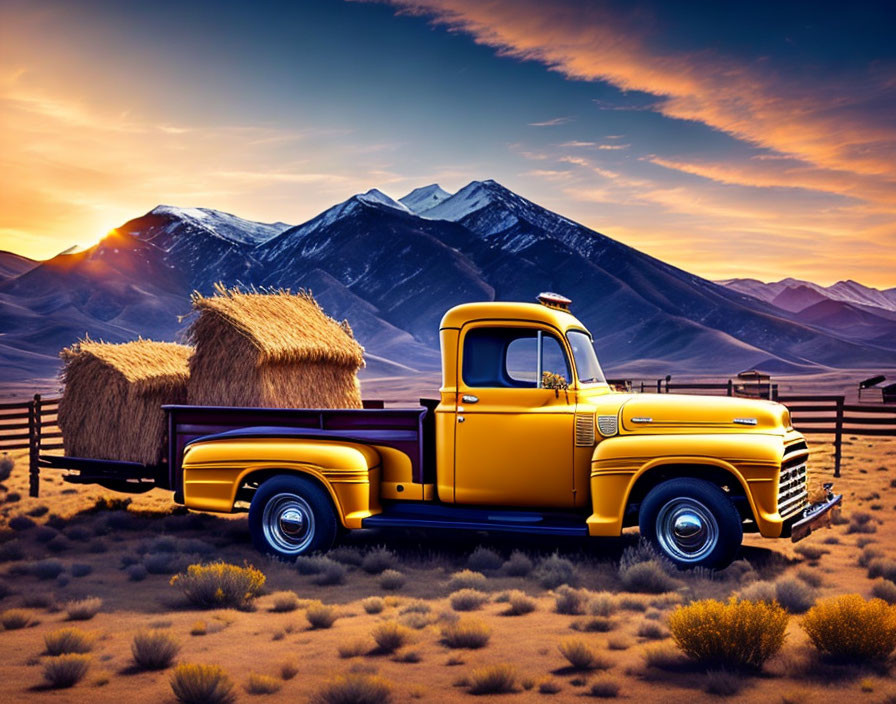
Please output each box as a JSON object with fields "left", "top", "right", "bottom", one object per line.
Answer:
{"left": 719, "top": 277, "right": 896, "bottom": 314}
{"left": 2, "top": 180, "right": 894, "bottom": 382}
{"left": 399, "top": 184, "right": 451, "bottom": 214}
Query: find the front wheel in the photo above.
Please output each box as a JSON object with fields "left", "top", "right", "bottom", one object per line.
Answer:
{"left": 248, "top": 475, "right": 338, "bottom": 559}
{"left": 639, "top": 478, "right": 742, "bottom": 569}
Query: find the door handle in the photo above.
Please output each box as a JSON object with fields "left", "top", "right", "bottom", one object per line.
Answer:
{"left": 462, "top": 394, "right": 479, "bottom": 404}
{"left": 458, "top": 416, "right": 465, "bottom": 423}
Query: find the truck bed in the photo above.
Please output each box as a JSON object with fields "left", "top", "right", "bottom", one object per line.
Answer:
{"left": 37, "top": 400, "right": 437, "bottom": 498}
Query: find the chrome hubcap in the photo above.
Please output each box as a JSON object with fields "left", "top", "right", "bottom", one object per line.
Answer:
{"left": 262, "top": 493, "right": 315, "bottom": 554}
{"left": 656, "top": 498, "right": 718, "bottom": 563}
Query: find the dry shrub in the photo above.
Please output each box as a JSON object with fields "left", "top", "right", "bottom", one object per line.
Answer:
{"left": 170, "top": 663, "right": 236, "bottom": 704}
{"left": 0, "top": 453, "right": 13, "bottom": 482}
{"left": 279, "top": 660, "right": 299, "bottom": 680}
{"left": 704, "top": 669, "right": 744, "bottom": 696}
{"left": 270, "top": 591, "right": 300, "bottom": 613}
{"left": 589, "top": 592, "right": 618, "bottom": 617}
{"left": 858, "top": 547, "right": 884, "bottom": 568}
{"left": 803, "top": 594, "right": 896, "bottom": 661}
{"left": 310, "top": 673, "right": 392, "bottom": 704}
{"left": 66, "top": 598, "right": 102, "bottom": 621}
{"left": 871, "top": 579, "right": 896, "bottom": 605}
{"left": 503, "top": 550, "right": 534, "bottom": 577}
{"left": 795, "top": 567, "right": 823, "bottom": 589}
{"left": 45, "top": 627, "right": 93, "bottom": 655}
{"left": 619, "top": 561, "right": 679, "bottom": 594}
{"left": 170, "top": 562, "right": 265, "bottom": 609}
{"left": 245, "top": 673, "right": 282, "bottom": 695}
{"left": 467, "top": 663, "right": 517, "bottom": 695}
{"left": 450, "top": 589, "right": 488, "bottom": 612}
{"left": 306, "top": 603, "right": 339, "bottom": 629}
{"left": 608, "top": 636, "right": 632, "bottom": 651}
{"left": 504, "top": 590, "right": 536, "bottom": 616}
{"left": 535, "top": 553, "right": 577, "bottom": 589}
{"left": 847, "top": 512, "right": 876, "bottom": 534}
{"left": 362, "top": 597, "right": 385, "bottom": 614}
{"left": 774, "top": 578, "right": 816, "bottom": 614}
{"left": 637, "top": 621, "right": 668, "bottom": 640}
{"left": 190, "top": 621, "right": 207, "bottom": 636}
{"left": 668, "top": 598, "right": 789, "bottom": 669}
{"left": 42, "top": 654, "right": 90, "bottom": 689}
{"left": 31, "top": 559, "right": 65, "bottom": 581}
{"left": 371, "top": 621, "right": 413, "bottom": 653}
{"left": 447, "top": 570, "right": 488, "bottom": 591}
{"left": 738, "top": 580, "right": 776, "bottom": 603}
{"left": 538, "top": 678, "right": 562, "bottom": 694}
{"left": 401, "top": 600, "right": 431, "bottom": 614}
{"left": 1, "top": 608, "right": 32, "bottom": 630}
{"left": 589, "top": 676, "right": 621, "bottom": 698}
{"left": 313, "top": 561, "right": 347, "bottom": 586}
{"left": 401, "top": 612, "right": 435, "bottom": 630}
{"left": 338, "top": 638, "right": 370, "bottom": 658}
{"left": 574, "top": 616, "right": 614, "bottom": 633}
{"left": 554, "top": 585, "right": 588, "bottom": 615}
{"left": 642, "top": 644, "right": 685, "bottom": 670}
{"left": 379, "top": 569, "right": 405, "bottom": 591}
{"left": 441, "top": 619, "right": 491, "bottom": 649}
{"left": 867, "top": 558, "right": 896, "bottom": 582}
{"left": 794, "top": 544, "right": 828, "bottom": 561}
{"left": 467, "top": 547, "right": 503, "bottom": 572}
{"left": 132, "top": 630, "right": 180, "bottom": 670}
{"left": 361, "top": 547, "right": 397, "bottom": 574}
{"left": 558, "top": 638, "right": 612, "bottom": 671}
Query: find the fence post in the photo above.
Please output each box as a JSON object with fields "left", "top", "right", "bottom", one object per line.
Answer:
{"left": 29, "top": 393, "right": 41, "bottom": 498}
{"left": 772, "top": 384, "right": 779, "bottom": 401}
{"left": 833, "top": 395, "right": 844, "bottom": 478}
{"left": 656, "top": 379, "right": 662, "bottom": 393}
{"left": 640, "top": 381, "right": 644, "bottom": 393}
{"left": 726, "top": 379, "right": 733, "bottom": 397}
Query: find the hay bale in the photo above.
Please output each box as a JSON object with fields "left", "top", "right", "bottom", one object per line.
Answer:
{"left": 187, "top": 286, "right": 364, "bottom": 409}
{"left": 58, "top": 339, "right": 191, "bottom": 464}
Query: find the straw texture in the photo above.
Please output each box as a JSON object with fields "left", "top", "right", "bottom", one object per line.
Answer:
{"left": 187, "top": 286, "right": 364, "bottom": 409}
{"left": 58, "top": 339, "right": 192, "bottom": 464}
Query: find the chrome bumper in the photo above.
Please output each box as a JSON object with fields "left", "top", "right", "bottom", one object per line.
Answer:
{"left": 789, "top": 490, "right": 843, "bottom": 542}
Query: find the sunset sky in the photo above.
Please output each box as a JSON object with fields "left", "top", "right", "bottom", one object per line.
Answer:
{"left": 1, "top": 0, "right": 894, "bottom": 286}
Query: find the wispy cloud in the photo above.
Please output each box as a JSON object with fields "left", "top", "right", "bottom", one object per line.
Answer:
{"left": 528, "top": 116, "right": 572, "bottom": 127}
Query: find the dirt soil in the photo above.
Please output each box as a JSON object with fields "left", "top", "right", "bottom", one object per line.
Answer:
{"left": 0, "top": 435, "right": 895, "bottom": 703}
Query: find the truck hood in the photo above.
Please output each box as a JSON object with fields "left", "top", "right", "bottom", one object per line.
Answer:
{"left": 619, "top": 394, "right": 791, "bottom": 434}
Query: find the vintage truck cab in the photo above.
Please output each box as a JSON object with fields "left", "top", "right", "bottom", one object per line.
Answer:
{"left": 148, "top": 294, "right": 843, "bottom": 568}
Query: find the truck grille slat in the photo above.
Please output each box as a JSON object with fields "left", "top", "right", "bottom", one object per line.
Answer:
{"left": 777, "top": 456, "right": 808, "bottom": 519}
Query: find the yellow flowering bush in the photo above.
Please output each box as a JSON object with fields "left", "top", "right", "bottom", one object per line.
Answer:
{"left": 170, "top": 562, "right": 265, "bottom": 609}
{"left": 803, "top": 594, "right": 896, "bottom": 660}
{"left": 668, "top": 597, "right": 788, "bottom": 669}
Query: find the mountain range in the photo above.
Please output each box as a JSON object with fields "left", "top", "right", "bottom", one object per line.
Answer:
{"left": 1, "top": 179, "right": 894, "bottom": 384}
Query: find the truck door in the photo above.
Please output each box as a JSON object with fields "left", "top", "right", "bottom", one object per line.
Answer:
{"left": 453, "top": 324, "right": 575, "bottom": 507}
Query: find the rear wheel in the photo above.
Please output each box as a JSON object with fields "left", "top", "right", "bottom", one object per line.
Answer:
{"left": 639, "top": 478, "right": 742, "bottom": 569}
{"left": 248, "top": 475, "right": 338, "bottom": 559}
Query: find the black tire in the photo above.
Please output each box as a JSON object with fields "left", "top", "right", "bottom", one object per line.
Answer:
{"left": 248, "top": 475, "right": 338, "bottom": 559}
{"left": 639, "top": 477, "right": 742, "bottom": 569}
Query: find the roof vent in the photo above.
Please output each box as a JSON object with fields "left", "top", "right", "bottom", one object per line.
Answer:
{"left": 537, "top": 292, "right": 572, "bottom": 311}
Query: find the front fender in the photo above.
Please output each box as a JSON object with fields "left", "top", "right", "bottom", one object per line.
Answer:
{"left": 181, "top": 438, "right": 381, "bottom": 528}
{"left": 586, "top": 433, "right": 782, "bottom": 537}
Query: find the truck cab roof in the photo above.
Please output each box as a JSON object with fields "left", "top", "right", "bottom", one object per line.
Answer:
{"left": 440, "top": 301, "right": 589, "bottom": 335}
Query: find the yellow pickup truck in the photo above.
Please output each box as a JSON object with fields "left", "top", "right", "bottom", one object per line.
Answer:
{"left": 40, "top": 294, "right": 841, "bottom": 568}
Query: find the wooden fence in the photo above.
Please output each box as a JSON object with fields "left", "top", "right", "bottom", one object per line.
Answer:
{"left": 0, "top": 388, "right": 894, "bottom": 496}
{"left": 0, "top": 395, "right": 61, "bottom": 497}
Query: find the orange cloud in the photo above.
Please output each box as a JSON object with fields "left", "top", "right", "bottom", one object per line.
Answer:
{"left": 381, "top": 0, "right": 896, "bottom": 198}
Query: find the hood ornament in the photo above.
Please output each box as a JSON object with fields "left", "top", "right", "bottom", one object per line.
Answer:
{"left": 733, "top": 418, "right": 758, "bottom": 426}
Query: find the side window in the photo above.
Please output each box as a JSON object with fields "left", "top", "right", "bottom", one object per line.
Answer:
{"left": 462, "top": 328, "right": 570, "bottom": 388}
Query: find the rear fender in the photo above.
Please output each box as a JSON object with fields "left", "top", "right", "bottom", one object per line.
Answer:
{"left": 181, "top": 438, "right": 381, "bottom": 528}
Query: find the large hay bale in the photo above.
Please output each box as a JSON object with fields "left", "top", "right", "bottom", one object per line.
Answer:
{"left": 58, "top": 339, "right": 192, "bottom": 464}
{"left": 187, "top": 286, "right": 364, "bottom": 409}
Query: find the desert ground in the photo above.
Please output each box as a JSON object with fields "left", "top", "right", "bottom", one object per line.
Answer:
{"left": 1, "top": 433, "right": 895, "bottom": 703}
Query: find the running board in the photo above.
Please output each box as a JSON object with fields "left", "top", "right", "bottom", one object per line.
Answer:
{"left": 361, "top": 502, "right": 589, "bottom": 537}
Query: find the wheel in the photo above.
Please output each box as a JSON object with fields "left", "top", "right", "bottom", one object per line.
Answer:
{"left": 639, "top": 478, "right": 742, "bottom": 569}
{"left": 248, "top": 475, "right": 338, "bottom": 559}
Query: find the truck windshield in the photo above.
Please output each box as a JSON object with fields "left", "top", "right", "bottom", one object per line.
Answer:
{"left": 567, "top": 330, "right": 607, "bottom": 385}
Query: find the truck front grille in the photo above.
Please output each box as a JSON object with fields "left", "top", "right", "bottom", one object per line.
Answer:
{"left": 778, "top": 442, "right": 809, "bottom": 519}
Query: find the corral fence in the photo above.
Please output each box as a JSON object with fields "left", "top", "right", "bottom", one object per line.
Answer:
{"left": 1, "top": 389, "right": 895, "bottom": 497}
{"left": 0, "top": 394, "right": 61, "bottom": 497}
